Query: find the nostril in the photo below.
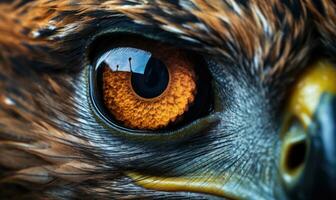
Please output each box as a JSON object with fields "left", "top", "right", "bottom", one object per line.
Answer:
{"left": 285, "top": 140, "right": 307, "bottom": 173}
{"left": 280, "top": 123, "right": 308, "bottom": 187}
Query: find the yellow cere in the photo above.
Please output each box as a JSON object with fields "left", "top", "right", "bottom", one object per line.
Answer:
{"left": 288, "top": 60, "right": 336, "bottom": 128}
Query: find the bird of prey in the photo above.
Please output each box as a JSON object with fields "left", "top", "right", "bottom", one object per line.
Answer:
{"left": 0, "top": 0, "right": 335, "bottom": 199}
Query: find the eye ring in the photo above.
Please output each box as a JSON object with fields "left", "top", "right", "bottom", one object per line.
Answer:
{"left": 87, "top": 34, "right": 219, "bottom": 141}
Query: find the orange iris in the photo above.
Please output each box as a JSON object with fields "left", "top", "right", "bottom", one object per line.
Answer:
{"left": 101, "top": 45, "right": 197, "bottom": 130}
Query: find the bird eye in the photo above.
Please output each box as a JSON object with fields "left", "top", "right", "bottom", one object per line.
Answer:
{"left": 88, "top": 36, "right": 214, "bottom": 133}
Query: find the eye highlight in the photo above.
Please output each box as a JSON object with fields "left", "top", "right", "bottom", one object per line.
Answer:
{"left": 89, "top": 36, "right": 213, "bottom": 132}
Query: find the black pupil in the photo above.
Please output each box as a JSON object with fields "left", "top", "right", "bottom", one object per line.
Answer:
{"left": 131, "top": 57, "right": 169, "bottom": 98}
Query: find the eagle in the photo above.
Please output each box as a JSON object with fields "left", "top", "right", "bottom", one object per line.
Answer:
{"left": 0, "top": 0, "right": 335, "bottom": 199}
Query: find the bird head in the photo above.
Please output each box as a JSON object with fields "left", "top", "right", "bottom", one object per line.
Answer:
{"left": 0, "top": 0, "right": 335, "bottom": 199}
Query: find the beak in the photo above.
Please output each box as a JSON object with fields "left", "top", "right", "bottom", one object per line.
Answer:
{"left": 279, "top": 60, "right": 336, "bottom": 199}
{"left": 284, "top": 93, "right": 336, "bottom": 199}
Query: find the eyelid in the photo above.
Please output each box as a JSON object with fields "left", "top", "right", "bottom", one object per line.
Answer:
{"left": 86, "top": 30, "right": 201, "bottom": 62}
{"left": 87, "top": 34, "right": 218, "bottom": 141}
